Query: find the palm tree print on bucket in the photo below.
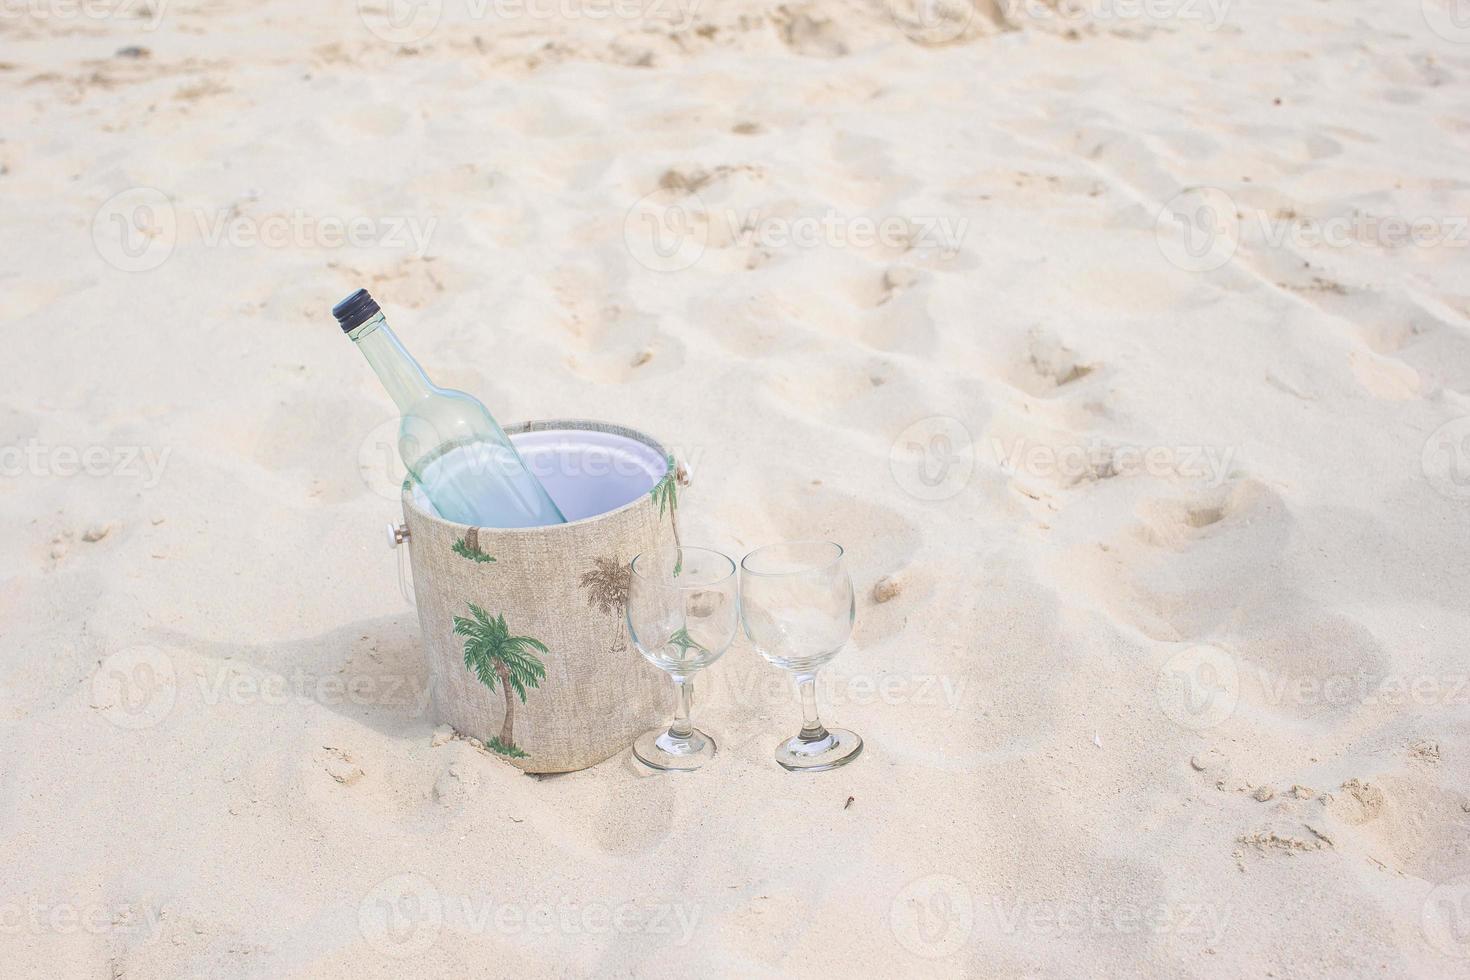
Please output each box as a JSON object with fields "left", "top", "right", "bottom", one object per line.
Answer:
{"left": 650, "top": 454, "right": 681, "bottom": 573}
{"left": 452, "top": 604, "right": 548, "bottom": 758}
{"left": 669, "top": 627, "right": 709, "bottom": 660}
{"left": 579, "top": 557, "right": 631, "bottom": 652}
{"left": 452, "top": 527, "right": 496, "bottom": 564}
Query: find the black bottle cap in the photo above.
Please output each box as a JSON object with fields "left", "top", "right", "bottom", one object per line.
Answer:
{"left": 332, "top": 288, "right": 381, "bottom": 332}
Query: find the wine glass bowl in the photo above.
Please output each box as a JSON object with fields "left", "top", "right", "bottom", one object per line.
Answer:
{"left": 626, "top": 547, "right": 738, "bottom": 771}
{"left": 627, "top": 553, "right": 735, "bottom": 677}
{"left": 738, "top": 541, "right": 854, "bottom": 674}
{"left": 739, "top": 541, "right": 863, "bottom": 773}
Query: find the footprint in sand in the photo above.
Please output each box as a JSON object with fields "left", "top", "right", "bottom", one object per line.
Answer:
{"left": 430, "top": 758, "right": 477, "bottom": 807}
{"left": 1329, "top": 775, "right": 1469, "bottom": 882}
{"left": 547, "top": 264, "right": 687, "bottom": 383}
{"left": 1055, "top": 479, "right": 1289, "bottom": 641}
{"left": 862, "top": 285, "right": 940, "bottom": 355}
{"left": 759, "top": 352, "right": 899, "bottom": 425}
{"left": 1006, "top": 328, "right": 1098, "bottom": 398}
{"left": 771, "top": 6, "right": 851, "bottom": 58}
{"left": 1314, "top": 283, "right": 1470, "bottom": 395}
{"left": 1231, "top": 611, "right": 1391, "bottom": 725}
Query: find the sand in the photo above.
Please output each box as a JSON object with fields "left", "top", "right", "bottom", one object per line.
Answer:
{"left": 3, "top": 0, "right": 1470, "bottom": 976}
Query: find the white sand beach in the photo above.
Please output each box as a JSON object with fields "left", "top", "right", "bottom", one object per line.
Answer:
{"left": 3, "top": 0, "right": 1470, "bottom": 975}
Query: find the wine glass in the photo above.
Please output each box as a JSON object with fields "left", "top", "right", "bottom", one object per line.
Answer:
{"left": 626, "top": 547, "right": 738, "bottom": 771}
{"left": 739, "top": 541, "right": 863, "bottom": 772}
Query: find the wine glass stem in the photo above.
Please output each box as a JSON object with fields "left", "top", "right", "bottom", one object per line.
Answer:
{"left": 670, "top": 677, "right": 694, "bottom": 739}
{"left": 796, "top": 674, "right": 830, "bottom": 741}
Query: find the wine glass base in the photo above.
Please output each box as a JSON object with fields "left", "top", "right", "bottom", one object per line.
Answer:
{"left": 775, "top": 727, "right": 863, "bottom": 772}
{"left": 632, "top": 727, "right": 716, "bottom": 771}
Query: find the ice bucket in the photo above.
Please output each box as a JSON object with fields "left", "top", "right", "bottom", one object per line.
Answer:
{"left": 398, "top": 419, "right": 684, "bottom": 773}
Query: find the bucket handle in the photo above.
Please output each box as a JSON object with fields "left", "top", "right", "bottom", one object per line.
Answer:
{"left": 388, "top": 522, "right": 415, "bottom": 605}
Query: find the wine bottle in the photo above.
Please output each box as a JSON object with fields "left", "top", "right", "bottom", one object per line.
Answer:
{"left": 333, "top": 289, "right": 566, "bottom": 528}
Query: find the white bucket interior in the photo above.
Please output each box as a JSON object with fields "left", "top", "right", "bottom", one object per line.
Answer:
{"left": 410, "top": 428, "right": 668, "bottom": 525}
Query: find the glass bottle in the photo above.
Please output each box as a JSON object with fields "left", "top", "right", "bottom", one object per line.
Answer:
{"left": 333, "top": 288, "right": 566, "bottom": 528}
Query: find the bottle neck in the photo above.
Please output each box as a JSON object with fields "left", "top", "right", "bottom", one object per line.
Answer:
{"left": 349, "top": 313, "right": 433, "bottom": 411}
